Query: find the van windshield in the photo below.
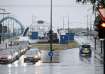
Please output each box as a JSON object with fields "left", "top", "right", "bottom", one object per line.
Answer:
{"left": 82, "top": 45, "right": 90, "bottom": 48}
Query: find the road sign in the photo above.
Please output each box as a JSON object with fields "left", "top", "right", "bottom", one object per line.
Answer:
{"left": 48, "top": 51, "right": 53, "bottom": 57}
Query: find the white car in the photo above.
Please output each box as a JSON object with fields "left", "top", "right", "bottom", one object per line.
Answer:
{"left": 0, "top": 50, "right": 13, "bottom": 64}
{"left": 24, "top": 48, "right": 41, "bottom": 64}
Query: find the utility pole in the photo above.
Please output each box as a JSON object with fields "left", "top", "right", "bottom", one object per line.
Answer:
{"left": 87, "top": 15, "right": 89, "bottom": 37}
{"left": 68, "top": 16, "right": 70, "bottom": 33}
{"left": 50, "top": 0, "right": 53, "bottom": 51}
{"left": 67, "top": 16, "right": 70, "bottom": 43}
{"left": 49, "top": 0, "right": 53, "bottom": 62}
{"left": 63, "top": 17, "right": 65, "bottom": 30}
{"left": 94, "top": 3, "right": 97, "bottom": 51}
{"left": 89, "top": 15, "right": 91, "bottom": 36}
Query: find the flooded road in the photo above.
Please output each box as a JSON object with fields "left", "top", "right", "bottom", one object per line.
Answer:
{"left": 0, "top": 36, "right": 103, "bottom": 74}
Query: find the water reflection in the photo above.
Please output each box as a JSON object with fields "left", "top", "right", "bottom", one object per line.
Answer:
{"left": 13, "top": 61, "right": 18, "bottom": 67}
{"left": 35, "top": 66, "right": 42, "bottom": 74}
{"left": 35, "top": 60, "right": 43, "bottom": 66}
{"left": 48, "top": 64, "right": 54, "bottom": 74}
{"left": 8, "top": 64, "right": 12, "bottom": 68}
{"left": 79, "top": 56, "right": 92, "bottom": 64}
{"left": 8, "top": 65, "right": 11, "bottom": 74}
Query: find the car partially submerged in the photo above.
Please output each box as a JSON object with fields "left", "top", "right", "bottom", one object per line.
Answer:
{"left": 24, "top": 48, "right": 41, "bottom": 64}
{"left": 79, "top": 44, "right": 92, "bottom": 57}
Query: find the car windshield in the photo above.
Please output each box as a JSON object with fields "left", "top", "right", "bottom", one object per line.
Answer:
{"left": 82, "top": 45, "right": 90, "bottom": 48}
{"left": 25, "top": 48, "right": 38, "bottom": 55}
{"left": 0, "top": 50, "right": 11, "bottom": 57}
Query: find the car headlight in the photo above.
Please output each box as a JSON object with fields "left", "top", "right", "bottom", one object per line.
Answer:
{"left": 24, "top": 56, "right": 26, "bottom": 58}
{"left": 34, "top": 55, "right": 38, "bottom": 58}
{"left": 21, "top": 49, "right": 24, "bottom": 52}
{"left": 8, "top": 55, "right": 12, "bottom": 59}
{"left": 14, "top": 52, "right": 18, "bottom": 56}
{"left": 23, "top": 49, "right": 26, "bottom": 51}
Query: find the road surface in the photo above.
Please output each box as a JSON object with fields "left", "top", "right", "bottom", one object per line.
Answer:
{"left": 0, "top": 36, "right": 103, "bottom": 74}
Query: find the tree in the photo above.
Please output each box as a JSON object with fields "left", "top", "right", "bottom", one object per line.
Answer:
{"left": 76, "top": 0, "right": 96, "bottom": 4}
{"left": 76, "top": 0, "right": 105, "bottom": 12}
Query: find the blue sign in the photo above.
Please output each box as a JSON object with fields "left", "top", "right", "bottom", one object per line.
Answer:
{"left": 48, "top": 51, "right": 53, "bottom": 57}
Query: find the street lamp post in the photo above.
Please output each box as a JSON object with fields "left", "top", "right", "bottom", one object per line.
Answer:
{"left": 49, "top": 0, "right": 53, "bottom": 62}
{"left": 50, "top": 0, "right": 53, "bottom": 50}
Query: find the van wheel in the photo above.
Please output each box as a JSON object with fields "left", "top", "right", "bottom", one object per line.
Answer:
{"left": 32, "top": 62, "right": 35, "bottom": 64}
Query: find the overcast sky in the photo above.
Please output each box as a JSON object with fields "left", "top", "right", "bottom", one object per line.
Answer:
{"left": 0, "top": 0, "right": 95, "bottom": 31}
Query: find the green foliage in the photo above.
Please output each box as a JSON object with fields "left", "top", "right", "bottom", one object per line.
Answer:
{"left": 76, "top": 0, "right": 97, "bottom": 13}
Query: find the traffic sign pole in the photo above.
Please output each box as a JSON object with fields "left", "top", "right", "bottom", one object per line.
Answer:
{"left": 48, "top": 51, "right": 53, "bottom": 62}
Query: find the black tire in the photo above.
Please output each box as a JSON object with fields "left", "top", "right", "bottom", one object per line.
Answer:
{"left": 32, "top": 62, "right": 35, "bottom": 64}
